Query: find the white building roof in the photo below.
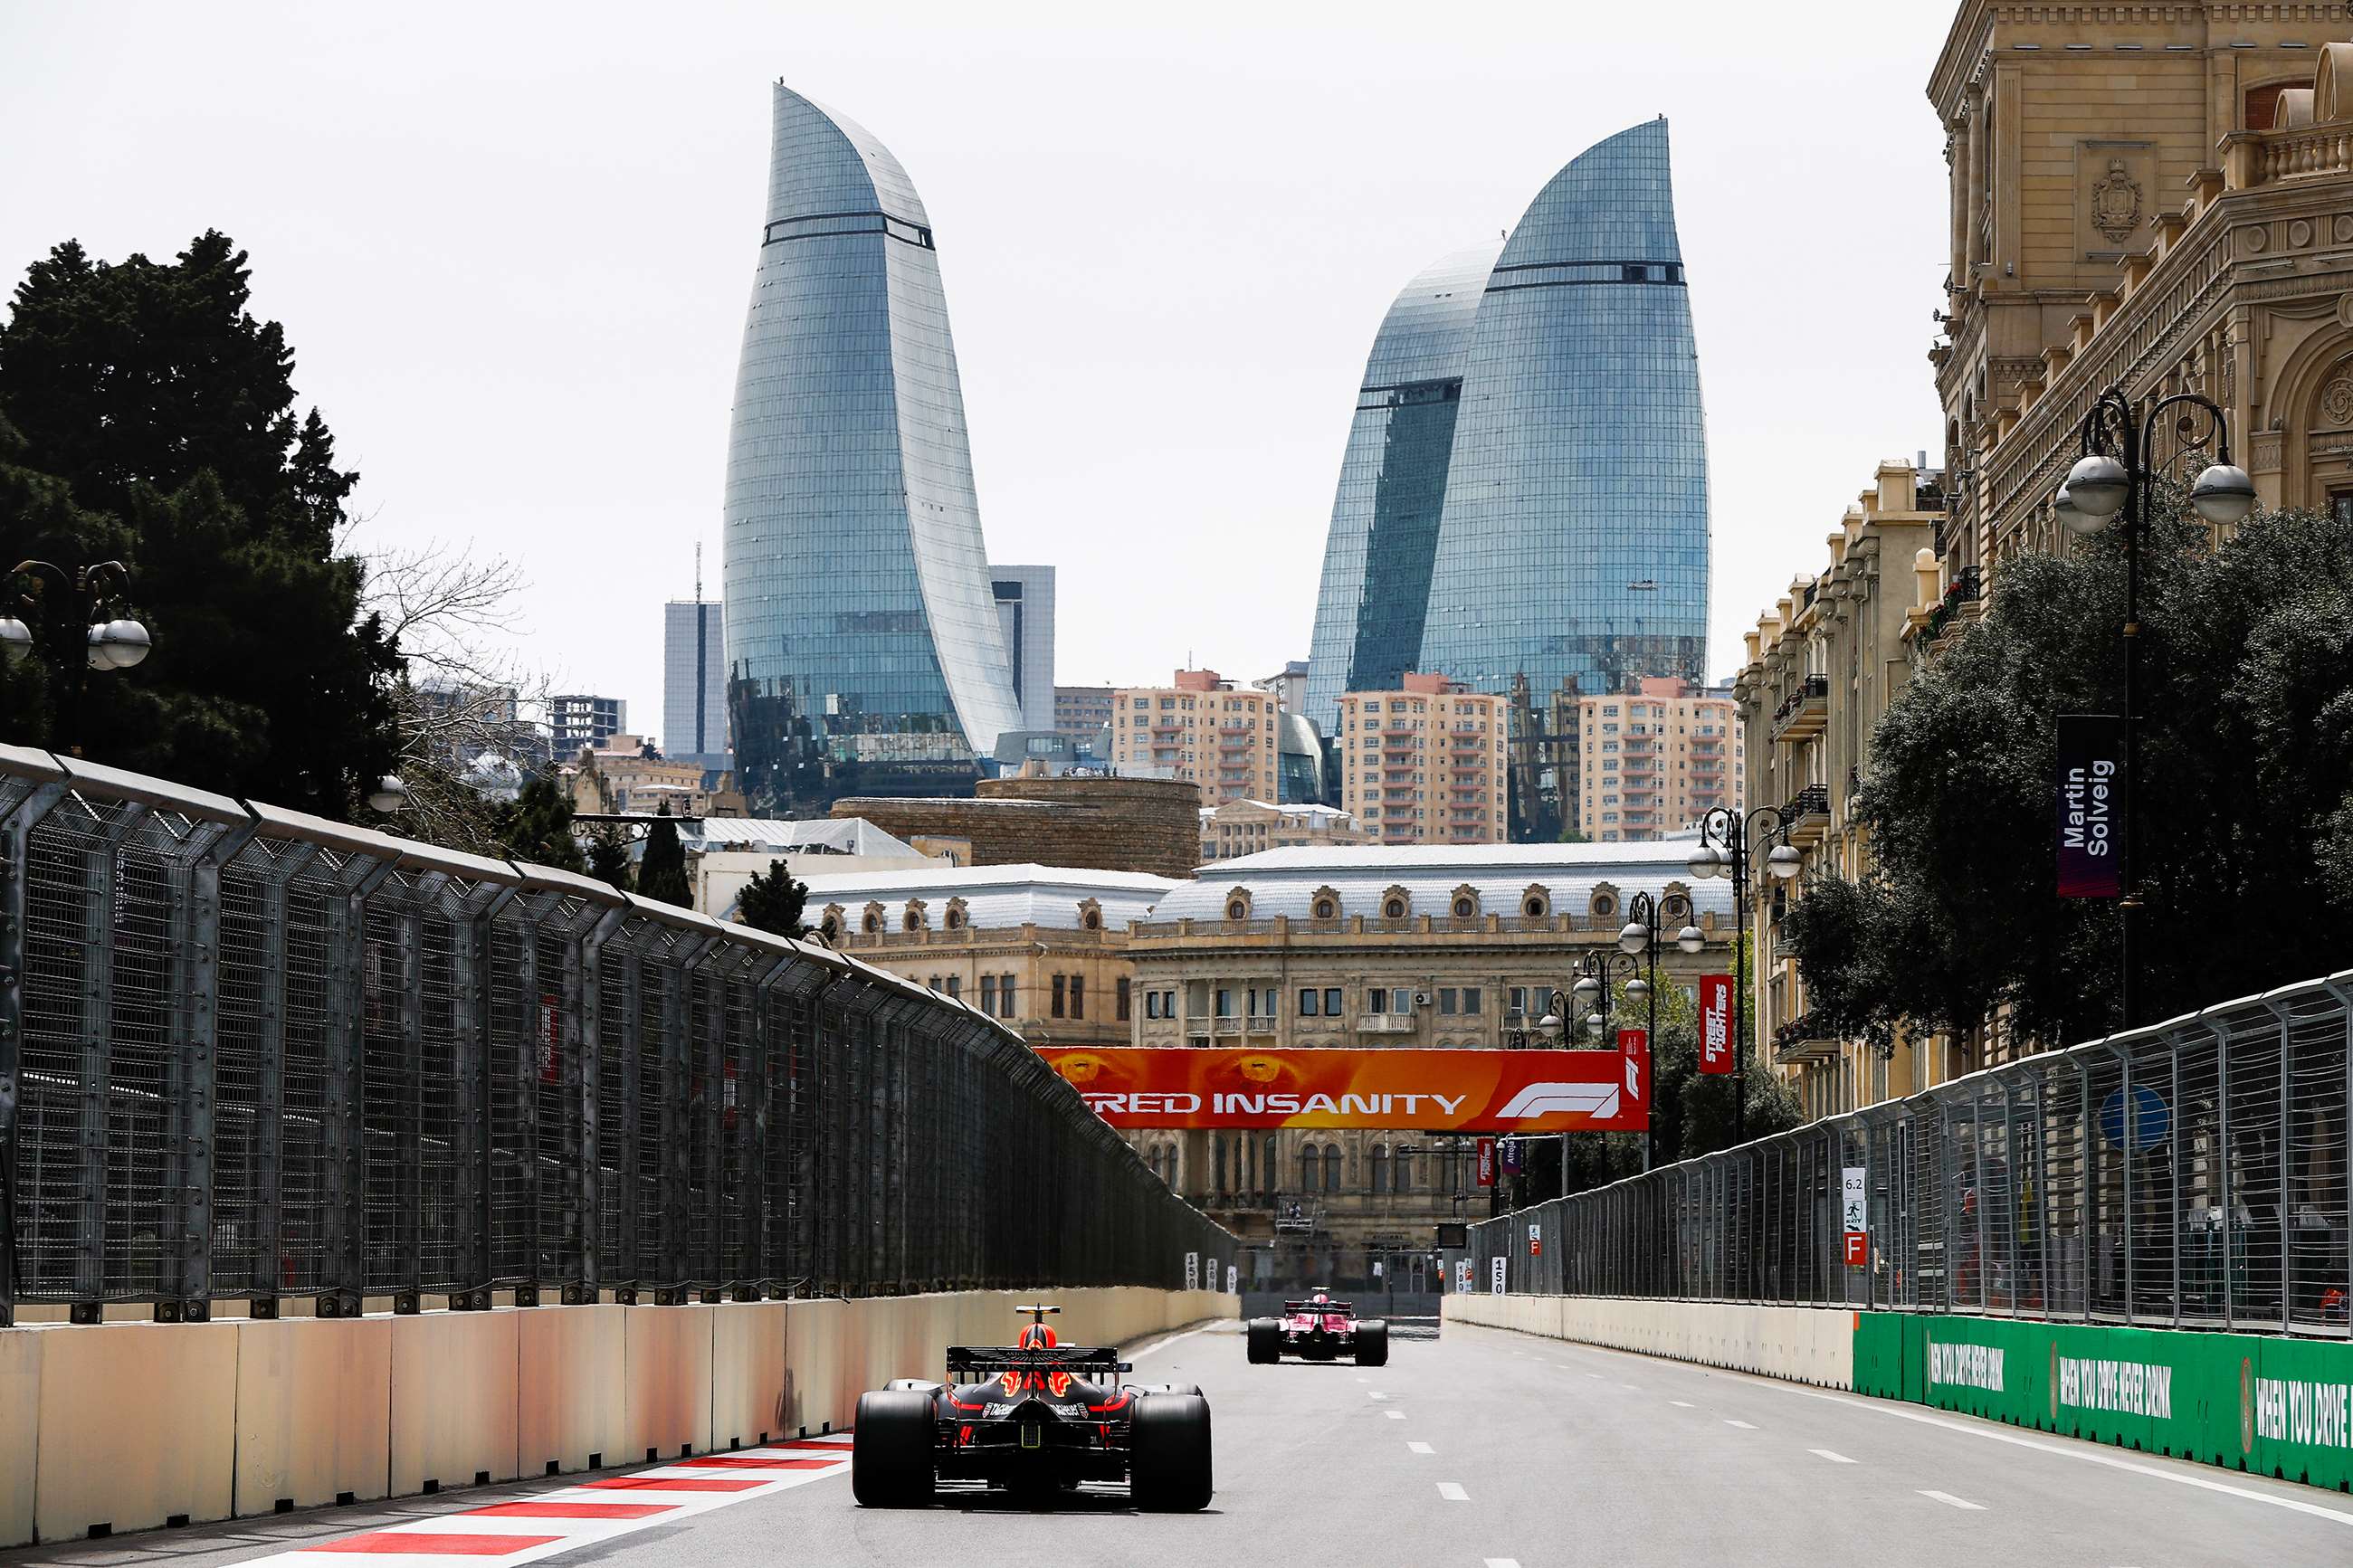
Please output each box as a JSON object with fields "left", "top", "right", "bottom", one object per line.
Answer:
{"left": 684, "top": 816, "right": 925, "bottom": 859}
{"left": 800, "top": 862, "right": 1179, "bottom": 932}
{"left": 1155, "top": 838, "right": 1728, "bottom": 923}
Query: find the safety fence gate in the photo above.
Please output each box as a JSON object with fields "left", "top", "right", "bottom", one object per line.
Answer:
{"left": 1471, "top": 970, "right": 2353, "bottom": 1336}
{"left": 0, "top": 745, "right": 1237, "bottom": 1323}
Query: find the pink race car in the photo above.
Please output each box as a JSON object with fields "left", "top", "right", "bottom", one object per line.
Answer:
{"left": 1245, "top": 1291, "right": 1388, "bottom": 1366}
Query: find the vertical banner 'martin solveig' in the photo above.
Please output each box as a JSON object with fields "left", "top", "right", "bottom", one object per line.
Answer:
{"left": 2057, "top": 713, "right": 2124, "bottom": 898}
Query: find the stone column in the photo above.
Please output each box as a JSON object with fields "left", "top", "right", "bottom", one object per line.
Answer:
{"left": 1964, "top": 84, "right": 1986, "bottom": 281}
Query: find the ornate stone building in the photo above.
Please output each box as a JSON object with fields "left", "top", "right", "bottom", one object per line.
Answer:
{"left": 1732, "top": 461, "right": 1967, "bottom": 1122}
{"left": 1933, "top": 8, "right": 2353, "bottom": 571}
{"left": 1123, "top": 843, "right": 1734, "bottom": 1280}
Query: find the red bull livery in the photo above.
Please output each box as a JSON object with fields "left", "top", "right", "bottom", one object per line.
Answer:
{"left": 851, "top": 1305, "right": 1213, "bottom": 1510}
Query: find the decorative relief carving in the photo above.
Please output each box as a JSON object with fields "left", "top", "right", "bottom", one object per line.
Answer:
{"left": 2336, "top": 214, "right": 2353, "bottom": 245}
{"left": 2252, "top": 432, "right": 2285, "bottom": 470}
{"left": 2292, "top": 218, "right": 2316, "bottom": 250}
{"left": 2243, "top": 224, "right": 2270, "bottom": 254}
{"left": 2337, "top": 291, "right": 2353, "bottom": 328}
{"left": 2091, "top": 158, "right": 2144, "bottom": 243}
{"left": 2320, "top": 375, "right": 2353, "bottom": 427}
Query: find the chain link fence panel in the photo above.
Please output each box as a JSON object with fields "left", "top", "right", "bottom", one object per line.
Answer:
{"left": 0, "top": 746, "right": 1234, "bottom": 1323}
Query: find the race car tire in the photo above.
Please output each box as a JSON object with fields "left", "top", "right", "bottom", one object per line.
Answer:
{"left": 1129, "top": 1392, "right": 1214, "bottom": 1512}
{"left": 851, "top": 1390, "right": 935, "bottom": 1507}
{"left": 1354, "top": 1320, "right": 1389, "bottom": 1367}
{"left": 1245, "top": 1316, "right": 1280, "bottom": 1364}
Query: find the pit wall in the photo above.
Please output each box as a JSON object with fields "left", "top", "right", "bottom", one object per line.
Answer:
{"left": 0, "top": 1288, "right": 1233, "bottom": 1548}
{"left": 1443, "top": 1294, "right": 2353, "bottom": 1494}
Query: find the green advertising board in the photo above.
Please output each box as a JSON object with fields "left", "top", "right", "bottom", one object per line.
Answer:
{"left": 1853, "top": 1313, "right": 2353, "bottom": 1492}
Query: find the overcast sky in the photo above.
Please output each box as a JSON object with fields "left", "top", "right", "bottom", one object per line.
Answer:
{"left": 2, "top": 2, "right": 1954, "bottom": 746}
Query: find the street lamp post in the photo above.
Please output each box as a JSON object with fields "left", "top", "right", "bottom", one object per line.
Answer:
{"left": 1536, "top": 948, "right": 1640, "bottom": 1192}
{"left": 0, "top": 560, "right": 152, "bottom": 755}
{"left": 1616, "top": 890, "right": 1708, "bottom": 1171}
{"left": 1686, "top": 806, "right": 1802, "bottom": 1147}
{"left": 2053, "top": 384, "right": 2254, "bottom": 1030}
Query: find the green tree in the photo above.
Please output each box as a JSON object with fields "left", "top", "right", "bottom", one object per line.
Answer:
{"left": 586, "top": 827, "right": 633, "bottom": 895}
{"left": 1782, "top": 492, "right": 2353, "bottom": 1047}
{"left": 637, "top": 803, "right": 691, "bottom": 908}
{"left": 491, "top": 770, "right": 584, "bottom": 872}
{"left": 0, "top": 232, "right": 398, "bottom": 812}
{"left": 735, "top": 856, "right": 809, "bottom": 937}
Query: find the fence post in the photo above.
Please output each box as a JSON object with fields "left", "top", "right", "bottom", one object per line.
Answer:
{"left": 166, "top": 818, "right": 258, "bottom": 1322}
{"left": 323, "top": 861, "right": 395, "bottom": 1318}
{"left": 0, "top": 776, "right": 69, "bottom": 1328}
{"left": 2118, "top": 1044, "right": 2134, "bottom": 1321}
{"left": 2267, "top": 996, "right": 2293, "bottom": 1329}
{"left": 2218, "top": 1020, "right": 2234, "bottom": 1332}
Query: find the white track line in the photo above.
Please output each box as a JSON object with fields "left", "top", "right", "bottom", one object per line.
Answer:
{"left": 1437, "top": 1481, "right": 1470, "bottom": 1501}
{"left": 1457, "top": 1323, "right": 2353, "bottom": 1533}
{"left": 1724, "top": 1420, "right": 1758, "bottom": 1430}
{"left": 1368, "top": 1391, "right": 1390, "bottom": 1400}
{"left": 1810, "top": 1449, "right": 1856, "bottom": 1464}
{"left": 1484, "top": 1560, "right": 1524, "bottom": 1568}
{"left": 1407, "top": 1441, "right": 1434, "bottom": 1455}
{"left": 1920, "top": 1489, "right": 1986, "bottom": 1511}
{"left": 1668, "top": 1400, "right": 1695, "bottom": 1408}
{"left": 1384, "top": 1409, "right": 1406, "bottom": 1420}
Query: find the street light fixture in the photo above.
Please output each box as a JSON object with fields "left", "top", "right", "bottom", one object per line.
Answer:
{"left": 3, "top": 560, "right": 150, "bottom": 756}
{"left": 1690, "top": 803, "right": 1799, "bottom": 1147}
{"left": 2052, "top": 382, "right": 2250, "bottom": 1027}
{"left": 367, "top": 774, "right": 414, "bottom": 815}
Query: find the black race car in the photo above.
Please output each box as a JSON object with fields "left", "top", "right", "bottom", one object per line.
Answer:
{"left": 1245, "top": 1291, "right": 1388, "bottom": 1365}
{"left": 852, "top": 1305, "right": 1213, "bottom": 1510}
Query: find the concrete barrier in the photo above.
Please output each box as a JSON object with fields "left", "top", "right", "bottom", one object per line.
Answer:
{"left": 1441, "top": 1293, "right": 1856, "bottom": 1390}
{"left": 389, "top": 1310, "right": 521, "bottom": 1497}
{"left": 33, "top": 1320, "right": 240, "bottom": 1542}
{"left": 517, "top": 1304, "right": 626, "bottom": 1477}
{"left": 234, "top": 1316, "right": 393, "bottom": 1515}
{"left": 0, "top": 1287, "right": 1234, "bottom": 1548}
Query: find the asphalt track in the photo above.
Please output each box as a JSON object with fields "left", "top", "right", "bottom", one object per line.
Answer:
{"left": 10, "top": 1316, "right": 2353, "bottom": 1567}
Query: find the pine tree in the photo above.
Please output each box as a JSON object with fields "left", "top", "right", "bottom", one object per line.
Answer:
{"left": 491, "top": 770, "right": 585, "bottom": 872}
{"left": 637, "top": 803, "right": 691, "bottom": 908}
{"left": 735, "top": 857, "right": 809, "bottom": 937}
{"left": 586, "top": 828, "right": 633, "bottom": 895}
{"left": 0, "top": 231, "right": 398, "bottom": 811}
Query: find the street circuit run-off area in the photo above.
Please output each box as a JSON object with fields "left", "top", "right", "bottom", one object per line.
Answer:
{"left": 6, "top": 1320, "right": 2352, "bottom": 1568}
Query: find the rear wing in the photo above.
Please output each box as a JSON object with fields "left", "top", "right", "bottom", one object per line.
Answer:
{"left": 946, "top": 1345, "right": 1126, "bottom": 1374}
{"left": 1282, "top": 1299, "right": 1355, "bottom": 1314}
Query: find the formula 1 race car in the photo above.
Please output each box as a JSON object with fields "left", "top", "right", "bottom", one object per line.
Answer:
{"left": 1245, "top": 1291, "right": 1388, "bottom": 1366}
{"left": 852, "top": 1305, "right": 1213, "bottom": 1511}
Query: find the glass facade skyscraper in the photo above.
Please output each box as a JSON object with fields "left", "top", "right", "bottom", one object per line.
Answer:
{"left": 1306, "top": 119, "right": 1710, "bottom": 742}
{"left": 722, "top": 83, "right": 1022, "bottom": 814}
{"left": 1302, "top": 242, "right": 1500, "bottom": 734}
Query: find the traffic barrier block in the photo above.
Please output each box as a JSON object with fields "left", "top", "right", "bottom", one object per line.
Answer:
{"left": 34, "top": 1320, "right": 238, "bottom": 1541}
{"left": 517, "top": 1304, "right": 625, "bottom": 1478}
{"left": 710, "top": 1302, "right": 789, "bottom": 1450}
{"left": 233, "top": 1316, "right": 393, "bottom": 1515}
{"left": 0, "top": 1327, "right": 42, "bottom": 1547}
{"left": 782, "top": 1297, "right": 845, "bottom": 1435}
{"left": 389, "top": 1311, "right": 520, "bottom": 1497}
{"left": 622, "top": 1304, "right": 713, "bottom": 1462}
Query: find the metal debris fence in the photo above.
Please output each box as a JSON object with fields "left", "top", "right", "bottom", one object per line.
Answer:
{"left": 1471, "top": 971, "right": 2353, "bottom": 1336}
{"left": 0, "top": 746, "right": 1235, "bottom": 1325}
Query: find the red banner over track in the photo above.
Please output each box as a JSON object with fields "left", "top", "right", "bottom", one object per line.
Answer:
{"left": 1034, "top": 1046, "right": 1648, "bottom": 1132}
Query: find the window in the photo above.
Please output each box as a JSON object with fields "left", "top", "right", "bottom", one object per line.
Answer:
{"left": 1300, "top": 1148, "right": 1320, "bottom": 1193}
{"left": 1052, "top": 974, "right": 1067, "bottom": 1018}
{"left": 1392, "top": 988, "right": 1414, "bottom": 1013}
{"left": 1215, "top": 987, "right": 1234, "bottom": 1017}
{"left": 1322, "top": 987, "right": 1343, "bottom": 1017}
{"left": 1438, "top": 987, "right": 1459, "bottom": 1015}
{"left": 1071, "top": 974, "right": 1085, "bottom": 1018}
{"left": 1322, "top": 1145, "right": 1340, "bottom": 1191}
{"left": 1367, "top": 989, "right": 1386, "bottom": 1013}
{"left": 1299, "top": 987, "right": 1319, "bottom": 1017}
{"left": 1226, "top": 899, "right": 1249, "bottom": 921}
{"left": 1369, "top": 1146, "right": 1388, "bottom": 1194}
{"left": 981, "top": 974, "right": 997, "bottom": 1013}
{"left": 1082, "top": 907, "right": 1101, "bottom": 930}
{"left": 1145, "top": 989, "right": 1162, "bottom": 1020}
{"left": 999, "top": 975, "right": 1016, "bottom": 1017}
{"left": 944, "top": 975, "right": 961, "bottom": 1000}
{"left": 1116, "top": 977, "right": 1131, "bottom": 1022}
{"left": 1383, "top": 898, "right": 1405, "bottom": 918}
{"left": 1453, "top": 896, "right": 1475, "bottom": 918}
{"left": 944, "top": 907, "right": 963, "bottom": 929}
{"left": 862, "top": 911, "right": 881, "bottom": 934}
{"left": 1395, "top": 1146, "right": 1413, "bottom": 1190}
{"left": 1463, "top": 987, "right": 1482, "bottom": 1014}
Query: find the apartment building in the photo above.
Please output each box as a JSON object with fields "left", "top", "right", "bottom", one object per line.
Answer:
{"left": 1333, "top": 673, "right": 1507, "bottom": 846}
{"left": 1573, "top": 678, "right": 1743, "bottom": 842}
{"left": 1110, "top": 670, "right": 1277, "bottom": 805}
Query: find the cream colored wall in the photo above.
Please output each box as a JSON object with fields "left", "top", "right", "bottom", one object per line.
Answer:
{"left": 0, "top": 1288, "right": 1235, "bottom": 1549}
{"left": 1441, "top": 1292, "right": 1855, "bottom": 1390}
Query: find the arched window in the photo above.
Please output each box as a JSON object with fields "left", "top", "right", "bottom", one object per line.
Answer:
{"left": 904, "top": 910, "right": 922, "bottom": 931}
{"left": 1369, "top": 1145, "right": 1388, "bottom": 1194}
{"left": 1214, "top": 1135, "right": 1227, "bottom": 1197}
{"left": 1227, "top": 899, "right": 1249, "bottom": 921}
{"left": 862, "top": 911, "right": 881, "bottom": 934}
{"left": 1081, "top": 908, "right": 1101, "bottom": 930}
{"left": 1395, "top": 1146, "right": 1413, "bottom": 1191}
{"left": 1452, "top": 896, "right": 1475, "bottom": 918}
{"left": 1313, "top": 898, "right": 1337, "bottom": 919}
{"left": 1321, "top": 1145, "right": 1341, "bottom": 1192}
{"left": 1262, "top": 1136, "right": 1278, "bottom": 1195}
{"left": 1300, "top": 1146, "right": 1320, "bottom": 1193}
{"left": 1384, "top": 898, "right": 1405, "bottom": 918}
{"left": 944, "top": 908, "right": 964, "bottom": 929}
